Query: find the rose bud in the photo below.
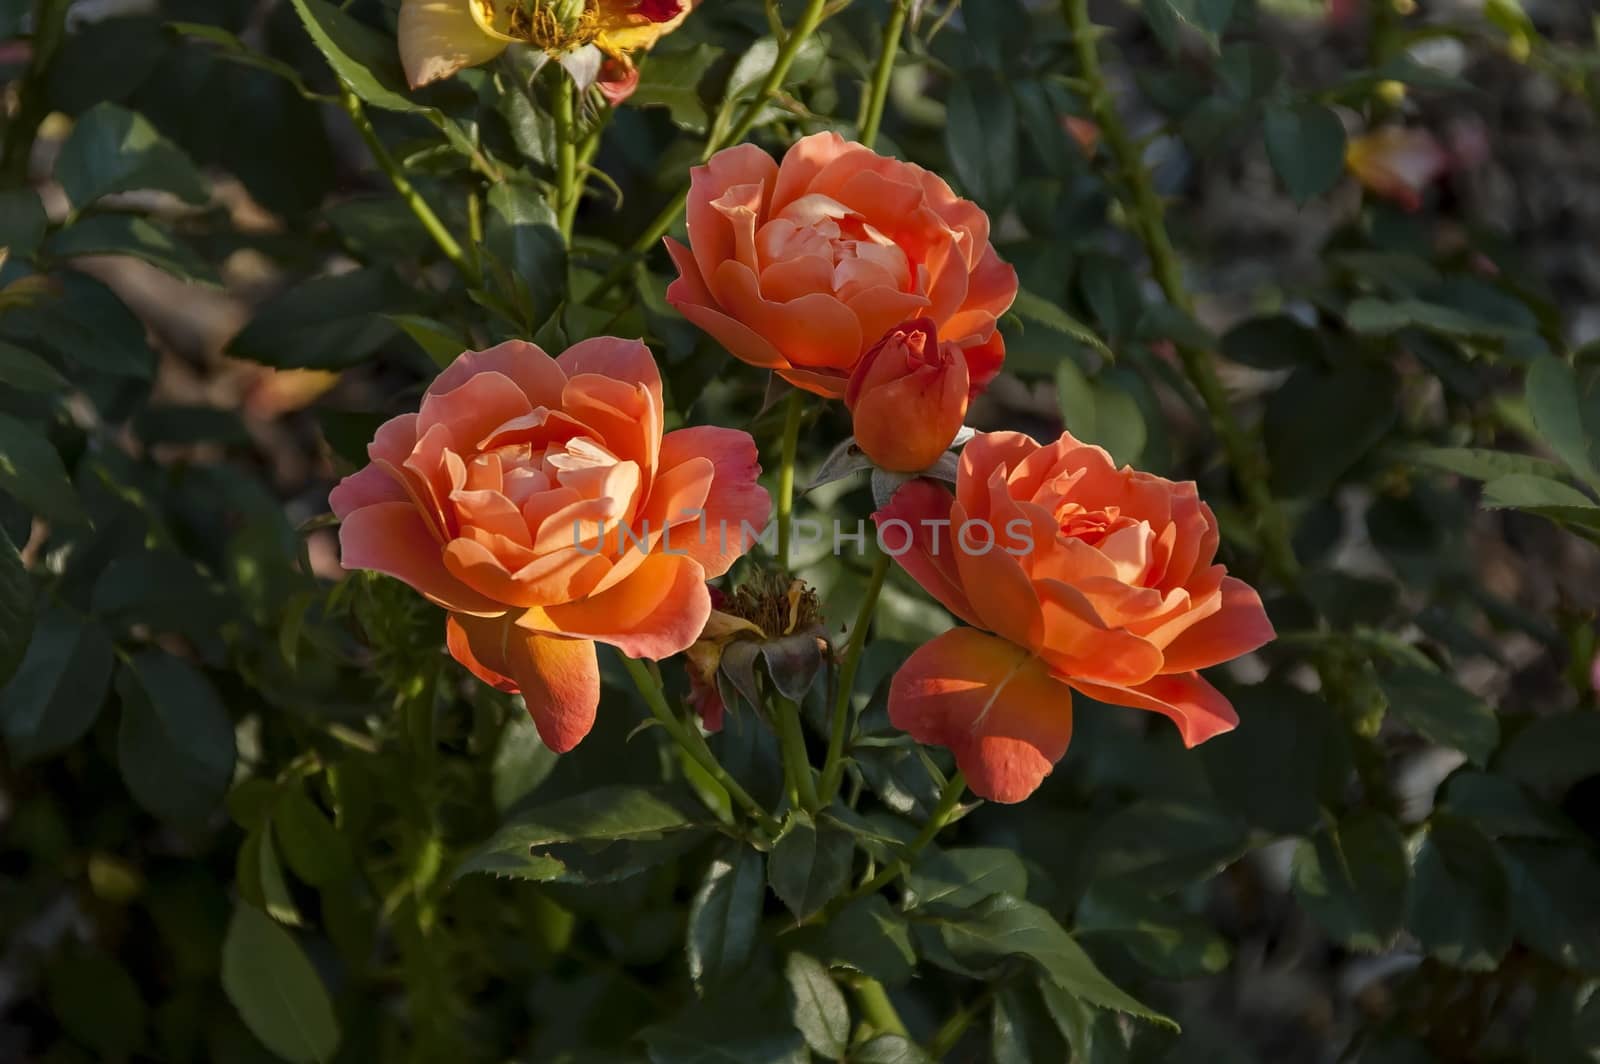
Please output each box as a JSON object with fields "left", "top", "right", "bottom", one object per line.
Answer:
{"left": 845, "top": 319, "right": 970, "bottom": 474}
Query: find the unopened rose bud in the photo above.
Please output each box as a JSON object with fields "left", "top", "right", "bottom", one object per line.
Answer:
{"left": 845, "top": 319, "right": 970, "bottom": 474}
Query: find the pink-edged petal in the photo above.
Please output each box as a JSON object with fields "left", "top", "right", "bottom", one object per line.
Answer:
{"left": 329, "top": 464, "right": 407, "bottom": 518}
{"left": 446, "top": 613, "right": 599, "bottom": 752}
{"left": 873, "top": 479, "right": 983, "bottom": 629}
{"left": 427, "top": 339, "right": 567, "bottom": 408}
{"left": 889, "top": 628, "right": 1074, "bottom": 804}
{"left": 770, "top": 131, "right": 862, "bottom": 215}
{"left": 534, "top": 552, "right": 711, "bottom": 660}
{"left": 655, "top": 426, "right": 770, "bottom": 578}
{"left": 417, "top": 371, "right": 534, "bottom": 453}
{"left": 1157, "top": 576, "right": 1275, "bottom": 671}
{"left": 1068, "top": 671, "right": 1239, "bottom": 748}
{"left": 339, "top": 501, "right": 502, "bottom": 615}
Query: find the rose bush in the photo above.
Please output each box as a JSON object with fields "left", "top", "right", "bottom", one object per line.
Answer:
{"left": 4, "top": 1, "right": 1598, "bottom": 1061}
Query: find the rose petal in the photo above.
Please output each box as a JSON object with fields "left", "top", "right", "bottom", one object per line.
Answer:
{"left": 446, "top": 613, "right": 600, "bottom": 752}
{"left": 397, "top": 0, "right": 508, "bottom": 88}
{"left": 339, "top": 501, "right": 502, "bottom": 615}
{"left": 873, "top": 479, "right": 983, "bottom": 629}
{"left": 535, "top": 552, "right": 711, "bottom": 660}
{"left": 1157, "top": 576, "right": 1275, "bottom": 672}
{"left": 1068, "top": 670, "right": 1239, "bottom": 748}
{"left": 889, "top": 628, "right": 1074, "bottom": 804}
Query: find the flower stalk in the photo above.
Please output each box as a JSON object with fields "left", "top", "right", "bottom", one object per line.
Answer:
{"left": 818, "top": 548, "right": 892, "bottom": 803}
{"left": 858, "top": 0, "right": 910, "bottom": 148}
{"left": 775, "top": 390, "right": 804, "bottom": 569}
{"left": 553, "top": 68, "right": 580, "bottom": 241}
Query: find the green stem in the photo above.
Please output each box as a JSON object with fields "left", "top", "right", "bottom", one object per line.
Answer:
{"left": 339, "top": 85, "right": 481, "bottom": 288}
{"left": 582, "top": 0, "right": 832, "bottom": 305}
{"left": 553, "top": 71, "right": 579, "bottom": 242}
{"left": 775, "top": 390, "right": 804, "bottom": 569}
{"left": 858, "top": 0, "right": 910, "bottom": 148}
{"left": 1063, "top": 1, "right": 1298, "bottom": 587}
{"left": 774, "top": 695, "right": 821, "bottom": 811}
{"left": 620, "top": 654, "right": 783, "bottom": 837}
{"left": 924, "top": 980, "right": 1004, "bottom": 1059}
{"left": 820, "top": 771, "right": 966, "bottom": 920}
{"left": 818, "top": 548, "right": 892, "bottom": 803}
{"left": 852, "top": 976, "right": 910, "bottom": 1038}
{"left": 1, "top": 0, "right": 71, "bottom": 184}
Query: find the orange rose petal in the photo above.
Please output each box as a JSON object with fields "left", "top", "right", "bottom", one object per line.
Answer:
{"left": 397, "top": 0, "right": 509, "bottom": 89}
{"left": 951, "top": 501, "right": 1044, "bottom": 650}
{"left": 941, "top": 245, "right": 1018, "bottom": 340}
{"left": 537, "top": 552, "right": 711, "bottom": 660}
{"left": 888, "top": 628, "right": 1074, "bottom": 804}
{"left": 770, "top": 131, "right": 862, "bottom": 215}
{"left": 759, "top": 256, "right": 835, "bottom": 304}
{"left": 873, "top": 479, "right": 983, "bottom": 628}
{"left": 1069, "top": 670, "right": 1239, "bottom": 748}
{"left": 667, "top": 284, "right": 791, "bottom": 371}
{"left": 446, "top": 614, "right": 600, "bottom": 752}
{"left": 655, "top": 426, "right": 771, "bottom": 578}
{"left": 329, "top": 463, "right": 408, "bottom": 518}
{"left": 776, "top": 365, "right": 850, "bottom": 398}
{"left": 556, "top": 337, "right": 664, "bottom": 418}
{"left": 955, "top": 430, "right": 1039, "bottom": 520}
{"left": 957, "top": 331, "right": 1006, "bottom": 396}
{"left": 428, "top": 339, "right": 567, "bottom": 409}
{"left": 687, "top": 145, "right": 778, "bottom": 285}
{"left": 844, "top": 287, "right": 933, "bottom": 351}
{"left": 339, "top": 501, "right": 502, "bottom": 616}
{"left": 1159, "top": 576, "right": 1275, "bottom": 673}
{"left": 417, "top": 370, "right": 535, "bottom": 454}
{"left": 1034, "top": 580, "right": 1163, "bottom": 688}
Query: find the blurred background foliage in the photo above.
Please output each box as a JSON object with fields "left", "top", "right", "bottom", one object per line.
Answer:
{"left": 3, "top": 0, "right": 1600, "bottom": 1061}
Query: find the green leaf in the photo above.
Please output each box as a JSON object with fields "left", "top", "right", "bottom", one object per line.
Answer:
{"left": 632, "top": 43, "right": 721, "bottom": 133}
{"left": 227, "top": 269, "right": 405, "bottom": 370}
{"left": 1036, "top": 977, "right": 1132, "bottom": 1064}
{"left": 1199, "top": 684, "right": 1345, "bottom": 835}
{"left": 256, "top": 823, "right": 304, "bottom": 927}
{"left": 1086, "top": 800, "right": 1249, "bottom": 893}
{"left": 1012, "top": 287, "right": 1112, "bottom": 358}
{"left": 1291, "top": 811, "right": 1410, "bottom": 951}
{"left": 795, "top": 894, "right": 917, "bottom": 987}
{"left": 783, "top": 952, "right": 849, "bottom": 1060}
{"left": 0, "top": 527, "right": 29, "bottom": 690}
{"left": 1407, "top": 815, "right": 1511, "bottom": 971}
{"left": 55, "top": 102, "right": 208, "bottom": 208}
{"left": 0, "top": 271, "right": 156, "bottom": 378}
{"left": 904, "top": 847, "right": 1028, "bottom": 911}
{"left": 992, "top": 982, "right": 1071, "bottom": 1064}
{"left": 490, "top": 711, "right": 558, "bottom": 813}
{"left": 1078, "top": 253, "right": 1144, "bottom": 343}
{"left": 1503, "top": 841, "right": 1600, "bottom": 973}
{"left": 0, "top": 188, "right": 48, "bottom": 255}
{"left": 286, "top": 0, "right": 426, "bottom": 114}
{"left": 1497, "top": 712, "right": 1600, "bottom": 794}
{"left": 1480, "top": 473, "right": 1600, "bottom": 530}
{"left": 768, "top": 811, "right": 855, "bottom": 921}
{"left": 687, "top": 847, "right": 764, "bottom": 992}
{"left": 937, "top": 894, "right": 1175, "bottom": 1028}
{"left": 0, "top": 609, "right": 114, "bottom": 762}
{"left": 273, "top": 789, "right": 350, "bottom": 888}
{"left": 46, "top": 213, "right": 220, "bottom": 285}
{"left": 1408, "top": 446, "right": 1566, "bottom": 483}
{"left": 1262, "top": 103, "right": 1347, "bottom": 204}
{"left": 1378, "top": 666, "right": 1499, "bottom": 765}
{"left": 1527, "top": 355, "right": 1600, "bottom": 487}
{"left": 945, "top": 71, "right": 1018, "bottom": 209}
{"left": 1439, "top": 770, "right": 1567, "bottom": 839}
{"left": 45, "top": 947, "right": 148, "bottom": 1058}
{"left": 115, "top": 651, "right": 237, "bottom": 824}
{"left": 454, "top": 784, "right": 704, "bottom": 881}
{"left": 221, "top": 904, "right": 342, "bottom": 1064}
{"left": 1055, "top": 363, "right": 1147, "bottom": 467}
{"left": 485, "top": 181, "right": 566, "bottom": 332}
{"left": 388, "top": 314, "right": 472, "bottom": 372}
{"left": 641, "top": 979, "right": 809, "bottom": 1064}
{"left": 1264, "top": 362, "right": 1399, "bottom": 497}
{"left": 0, "top": 413, "right": 84, "bottom": 524}
{"left": 1075, "top": 885, "right": 1232, "bottom": 979}
{"left": 0, "top": 338, "right": 70, "bottom": 392}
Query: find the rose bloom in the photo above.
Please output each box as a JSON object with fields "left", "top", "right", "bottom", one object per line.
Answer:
{"left": 874, "top": 430, "right": 1274, "bottom": 803}
{"left": 846, "top": 318, "right": 969, "bottom": 473}
{"left": 330, "top": 338, "right": 770, "bottom": 752}
{"left": 1346, "top": 126, "right": 1452, "bottom": 212}
{"left": 665, "top": 131, "right": 1018, "bottom": 398}
{"left": 398, "top": 0, "right": 692, "bottom": 98}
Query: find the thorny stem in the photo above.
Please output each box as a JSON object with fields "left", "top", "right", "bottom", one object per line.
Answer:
{"left": 774, "top": 694, "right": 821, "bottom": 812}
{"left": 1, "top": 0, "right": 71, "bottom": 184}
{"left": 858, "top": 0, "right": 911, "bottom": 148}
{"left": 620, "top": 654, "right": 784, "bottom": 837}
{"left": 582, "top": 0, "right": 832, "bottom": 304}
{"left": 775, "top": 389, "right": 804, "bottom": 568}
{"left": 819, "top": 771, "right": 967, "bottom": 920}
{"left": 339, "top": 85, "right": 482, "bottom": 288}
{"left": 553, "top": 70, "right": 579, "bottom": 241}
{"left": 818, "top": 548, "right": 892, "bottom": 804}
{"left": 1062, "top": 0, "right": 1298, "bottom": 586}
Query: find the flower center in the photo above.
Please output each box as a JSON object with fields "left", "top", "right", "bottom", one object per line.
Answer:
{"left": 485, "top": 0, "right": 603, "bottom": 53}
{"left": 1058, "top": 504, "right": 1124, "bottom": 547}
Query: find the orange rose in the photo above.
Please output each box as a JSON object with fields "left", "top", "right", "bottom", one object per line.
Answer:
{"left": 665, "top": 131, "right": 1018, "bottom": 398}
{"left": 330, "top": 338, "right": 770, "bottom": 752}
{"left": 873, "top": 430, "right": 1274, "bottom": 803}
{"left": 846, "top": 318, "right": 969, "bottom": 473}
